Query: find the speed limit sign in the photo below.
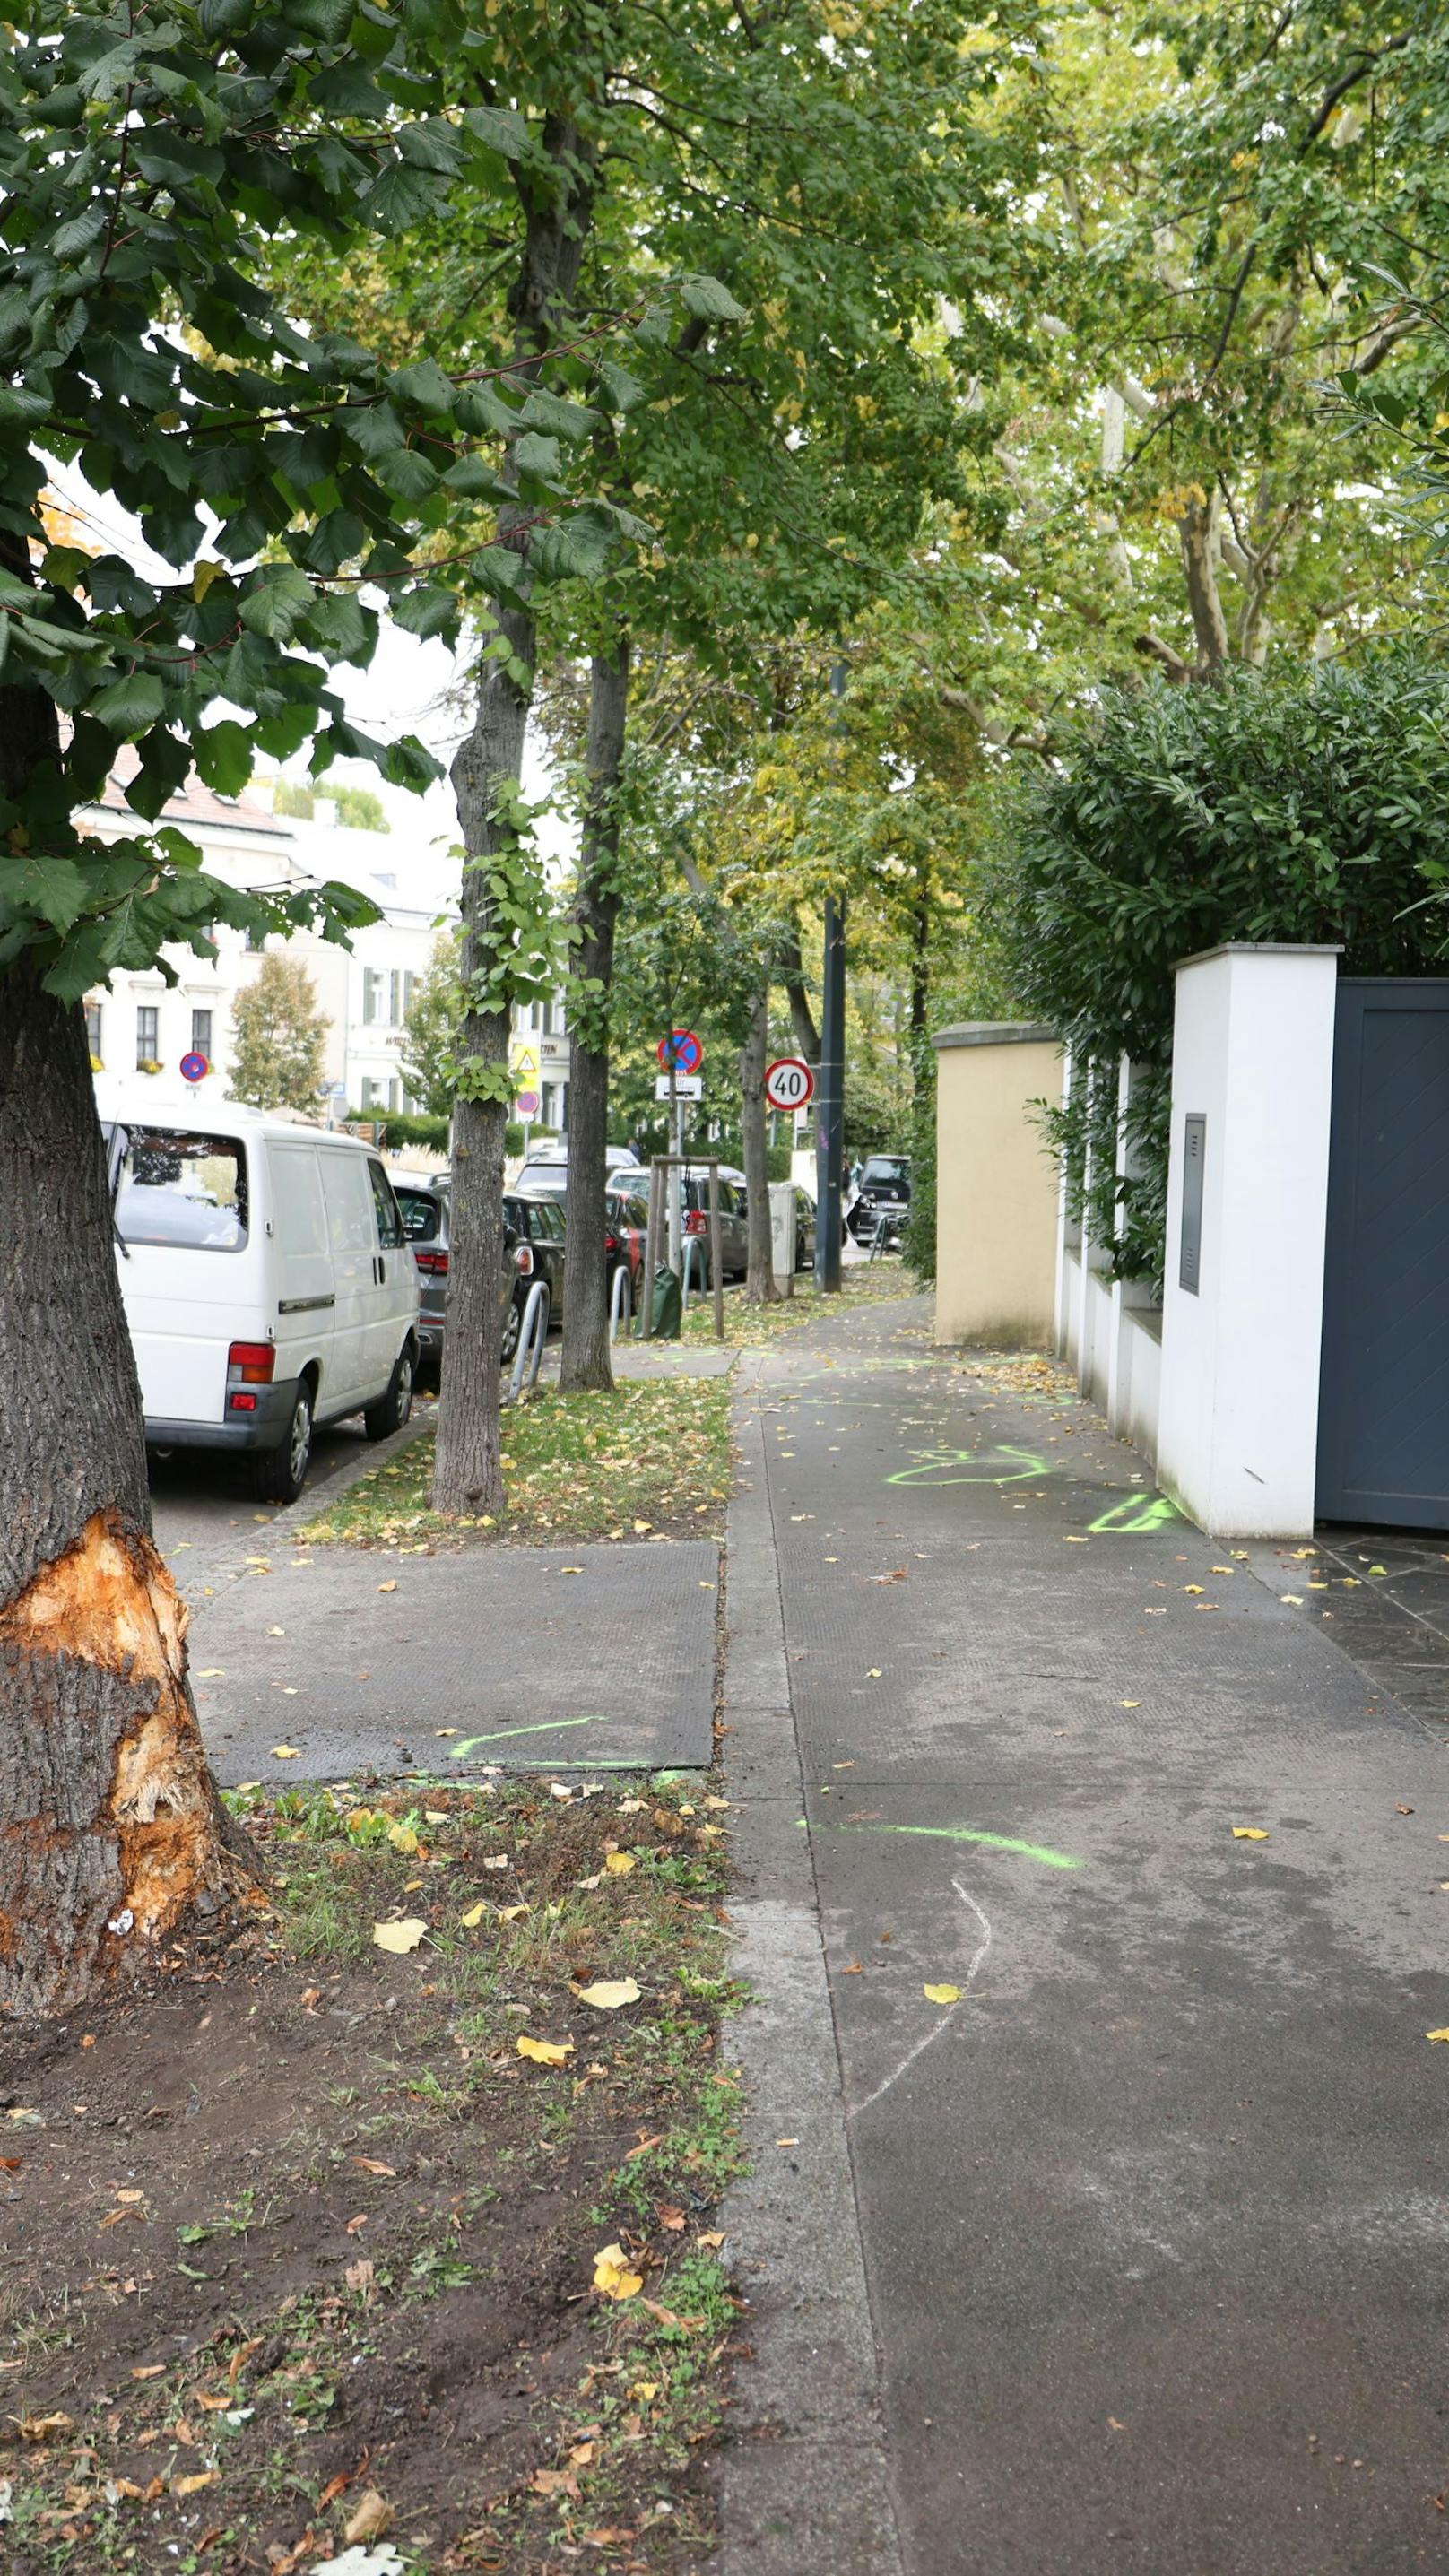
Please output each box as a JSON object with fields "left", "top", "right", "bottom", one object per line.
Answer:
{"left": 765, "top": 1056, "right": 815, "bottom": 1113}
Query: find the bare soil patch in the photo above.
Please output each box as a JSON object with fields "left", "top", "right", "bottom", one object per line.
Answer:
{"left": 1, "top": 1778, "right": 742, "bottom": 2574}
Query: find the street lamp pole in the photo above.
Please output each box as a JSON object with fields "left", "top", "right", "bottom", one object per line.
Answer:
{"left": 816, "top": 891, "right": 846, "bottom": 1292}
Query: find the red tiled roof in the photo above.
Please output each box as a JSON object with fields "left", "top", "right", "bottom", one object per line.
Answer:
{"left": 95, "top": 747, "right": 288, "bottom": 836}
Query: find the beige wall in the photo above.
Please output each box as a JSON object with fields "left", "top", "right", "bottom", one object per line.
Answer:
{"left": 934, "top": 1025, "right": 1063, "bottom": 1348}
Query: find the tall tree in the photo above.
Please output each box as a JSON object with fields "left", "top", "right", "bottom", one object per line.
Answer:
{"left": 229, "top": 952, "right": 330, "bottom": 1112}
{"left": 0, "top": 0, "right": 639, "bottom": 2014}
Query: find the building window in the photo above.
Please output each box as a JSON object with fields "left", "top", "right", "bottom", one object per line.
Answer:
{"left": 388, "top": 1077, "right": 401, "bottom": 1111}
{"left": 85, "top": 1001, "right": 103, "bottom": 1062}
{"left": 191, "top": 1008, "right": 213, "bottom": 1060}
{"left": 244, "top": 925, "right": 264, "bottom": 953}
{"left": 361, "top": 1077, "right": 380, "bottom": 1110}
{"left": 403, "top": 969, "right": 418, "bottom": 1019}
{"left": 363, "top": 968, "right": 383, "bottom": 1026}
{"left": 388, "top": 968, "right": 403, "bottom": 1026}
{"left": 136, "top": 1005, "right": 159, "bottom": 1070}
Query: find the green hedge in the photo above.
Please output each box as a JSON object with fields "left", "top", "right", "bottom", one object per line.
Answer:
{"left": 986, "top": 655, "right": 1449, "bottom": 1282}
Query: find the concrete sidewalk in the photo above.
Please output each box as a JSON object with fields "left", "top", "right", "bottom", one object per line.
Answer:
{"left": 721, "top": 1295, "right": 1449, "bottom": 2576}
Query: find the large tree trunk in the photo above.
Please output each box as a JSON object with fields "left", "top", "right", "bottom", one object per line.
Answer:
{"left": 560, "top": 628, "right": 631, "bottom": 1393}
{"left": 0, "top": 954, "right": 241, "bottom": 2017}
{"left": 740, "top": 986, "right": 778, "bottom": 1303}
{"left": 433, "top": 599, "right": 534, "bottom": 1518}
{"left": 431, "top": 116, "right": 597, "bottom": 1510}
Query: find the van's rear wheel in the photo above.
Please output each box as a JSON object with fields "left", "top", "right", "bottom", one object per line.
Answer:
{"left": 251, "top": 1384, "right": 313, "bottom": 1505}
{"left": 365, "top": 1346, "right": 414, "bottom": 1441}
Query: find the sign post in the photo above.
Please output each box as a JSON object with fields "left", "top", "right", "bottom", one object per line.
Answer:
{"left": 815, "top": 897, "right": 846, "bottom": 1292}
{"left": 656, "top": 1032, "right": 703, "bottom": 1276}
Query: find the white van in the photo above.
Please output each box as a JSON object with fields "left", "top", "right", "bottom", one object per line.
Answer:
{"left": 97, "top": 1086, "right": 421, "bottom": 1503}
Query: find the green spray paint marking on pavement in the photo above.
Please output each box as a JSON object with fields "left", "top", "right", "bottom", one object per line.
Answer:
{"left": 1087, "top": 1493, "right": 1180, "bottom": 1534}
{"left": 887, "top": 1444, "right": 1053, "bottom": 1488}
{"left": 848, "top": 1820, "right": 1083, "bottom": 1871}
{"left": 448, "top": 1714, "right": 605, "bottom": 1759}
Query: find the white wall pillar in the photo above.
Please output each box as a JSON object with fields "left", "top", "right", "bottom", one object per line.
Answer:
{"left": 1156, "top": 943, "right": 1341, "bottom": 1538}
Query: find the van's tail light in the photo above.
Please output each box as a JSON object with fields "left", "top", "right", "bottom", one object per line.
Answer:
{"left": 604, "top": 1230, "right": 620, "bottom": 1259}
{"left": 415, "top": 1248, "right": 449, "bottom": 1275}
{"left": 514, "top": 1243, "right": 534, "bottom": 1277}
{"left": 227, "top": 1340, "right": 275, "bottom": 1384}
{"left": 227, "top": 1340, "right": 273, "bottom": 1414}
{"left": 685, "top": 1210, "right": 707, "bottom": 1236}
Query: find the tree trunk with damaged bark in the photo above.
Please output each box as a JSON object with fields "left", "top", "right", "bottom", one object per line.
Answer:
{"left": 0, "top": 953, "right": 244, "bottom": 2017}
{"left": 433, "top": 597, "right": 534, "bottom": 1521}
{"left": 741, "top": 986, "right": 778, "bottom": 1303}
{"left": 560, "top": 629, "right": 631, "bottom": 1393}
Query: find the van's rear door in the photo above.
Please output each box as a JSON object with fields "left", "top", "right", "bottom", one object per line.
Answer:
{"left": 108, "top": 1122, "right": 258, "bottom": 1428}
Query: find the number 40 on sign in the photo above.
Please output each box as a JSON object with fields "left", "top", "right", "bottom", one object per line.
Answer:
{"left": 765, "top": 1057, "right": 814, "bottom": 1112}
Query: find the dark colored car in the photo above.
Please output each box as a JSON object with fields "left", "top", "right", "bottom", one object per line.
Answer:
{"left": 680, "top": 1168, "right": 749, "bottom": 1283}
{"left": 790, "top": 1185, "right": 817, "bottom": 1271}
{"left": 849, "top": 1154, "right": 911, "bottom": 1242}
{"left": 502, "top": 1190, "right": 568, "bottom": 1358}
{"left": 393, "top": 1173, "right": 451, "bottom": 1386}
{"left": 394, "top": 1176, "right": 568, "bottom": 1374}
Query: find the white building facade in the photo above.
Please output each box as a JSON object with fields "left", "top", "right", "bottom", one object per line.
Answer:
{"left": 81, "top": 776, "right": 455, "bottom": 1117}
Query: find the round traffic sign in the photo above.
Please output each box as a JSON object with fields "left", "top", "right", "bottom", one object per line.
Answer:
{"left": 179, "top": 1050, "right": 209, "bottom": 1084}
{"left": 516, "top": 1089, "right": 540, "bottom": 1118}
{"left": 657, "top": 1028, "right": 703, "bottom": 1076}
{"left": 765, "top": 1055, "right": 814, "bottom": 1112}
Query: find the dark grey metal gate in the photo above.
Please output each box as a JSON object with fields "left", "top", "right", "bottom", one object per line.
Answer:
{"left": 1316, "top": 978, "right": 1449, "bottom": 1527}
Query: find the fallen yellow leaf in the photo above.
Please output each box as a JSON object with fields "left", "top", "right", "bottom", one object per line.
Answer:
{"left": 459, "top": 1903, "right": 486, "bottom": 1929}
{"left": 371, "top": 1918, "right": 427, "bottom": 1954}
{"left": 377, "top": 1579, "right": 397, "bottom": 1591}
{"left": 195, "top": 1669, "right": 225, "bottom": 1679}
{"left": 1232, "top": 1827, "right": 1271, "bottom": 1842}
{"left": 604, "top": 1852, "right": 636, "bottom": 1877}
{"left": 343, "top": 2489, "right": 395, "bottom": 2546}
{"left": 271, "top": 1745, "right": 299, "bottom": 1760}
{"left": 575, "top": 1976, "right": 641, "bottom": 2010}
{"left": 497, "top": 1902, "right": 531, "bottom": 1923}
{"left": 386, "top": 1824, "right": 421, "bottom": 1855}
{"left": 517, "top": 2034, "right": 575, "bottom": 2067}
{"left": 1427, "top": 2029, "right": 1449, "bottom": 2043}
{"left": 924, "top": 1983, "right": 963, "bottom": 2004}
{"left": 171, "top": 2471, "right": 219, "bottom": 2495}
{"left": 594, "top": 2242, "right": 644, "bottom": 2301}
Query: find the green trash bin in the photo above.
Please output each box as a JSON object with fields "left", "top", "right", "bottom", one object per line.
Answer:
{"left": 643, "top": 1262, "right": 682, "bottom": 1340}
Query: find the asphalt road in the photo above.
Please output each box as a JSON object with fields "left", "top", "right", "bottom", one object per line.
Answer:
{"left": 148, "top": 1405, "right": 435, "bottom": 1588}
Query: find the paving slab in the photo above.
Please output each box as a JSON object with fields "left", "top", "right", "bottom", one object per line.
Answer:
{"left": 190, "top": 1539, "right": 719, "bottom": 1782}
{"left": 723, "top": 1292, "right": 1449, "bottom": 2576}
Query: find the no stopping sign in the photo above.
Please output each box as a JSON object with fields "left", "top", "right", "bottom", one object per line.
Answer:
{"left": 765, "top": 1056, "right": 815, "bottom": 1112}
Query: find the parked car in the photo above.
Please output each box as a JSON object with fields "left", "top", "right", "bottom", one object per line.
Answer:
{"left": 516, "top": 1146, "right": 645, "bottom": 1199}
{"left": 604, "top": 1181, "right": 650, "bottom": 1319}
{"left": 789, "top": 1184, "right": 817, "bottom": 1271}
{"left": 392, "top": 1171, "right": 451, "bottom": 1388}
{"left": 99, "top": 1087, "right": 420, "bottom": 1504}
{"left": 848, "top": 1154, "right": 912, "bottom": 1242}
{"left": 501, "top": 1190, "right": 568, "bottom": 1358}
{"left": 679, "top": 1167, "right": 750, "bottom": 1283}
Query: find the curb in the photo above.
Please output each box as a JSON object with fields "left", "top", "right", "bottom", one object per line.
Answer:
{"left": 184, "top": 1403, "right": 434, "bottom": 1607}
{"left": 716, "top": 1354, "right": 906, "bottom": 2576}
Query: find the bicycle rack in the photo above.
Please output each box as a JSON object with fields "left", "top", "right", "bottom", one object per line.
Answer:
{"left": 868, "top": 1214, "right": 895, "bottom": 1263}
{"left": 503, "top": 1277, "right": 550, "bottom": 1405}
{"left": 608, "top": 1261, "right": 632, "bottom": 1345}
{"left": 680, "top": 1235, "right": 707, "bottom": 1310}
